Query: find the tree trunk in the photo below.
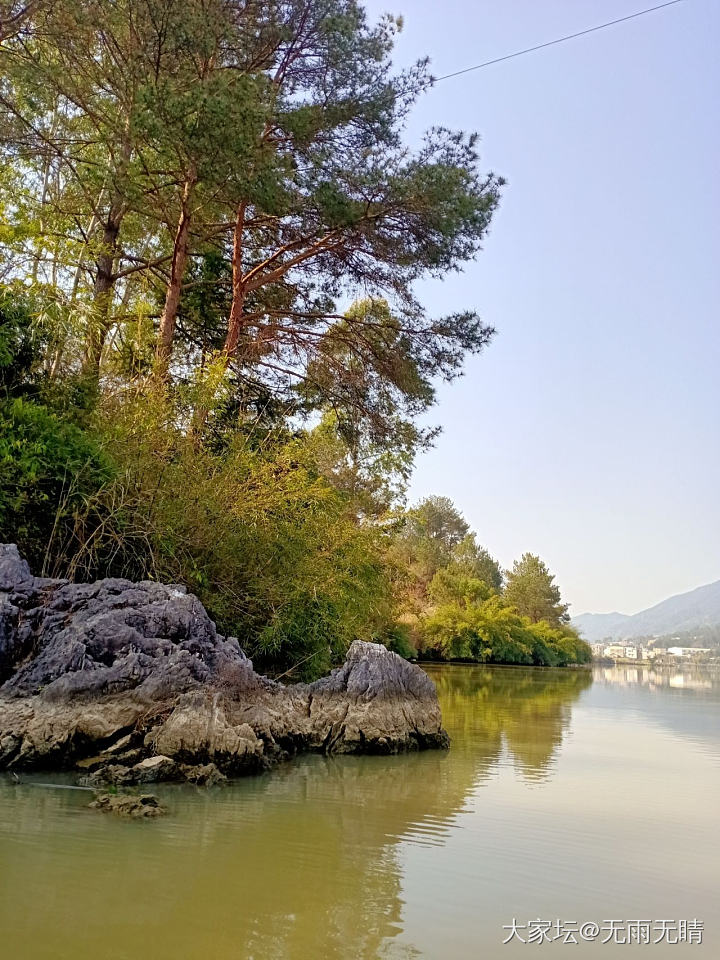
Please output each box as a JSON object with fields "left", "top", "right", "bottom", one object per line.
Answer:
{"left": 81, "top": 216, "right": 121, "bottom": 378}
{"left": 156, "top": 174, "right": 196, "bottom": 374}
{"left": 223, "top": 200, "right": 247, "bottom": 356}
{"left": 81, "top": 118, "right": 132, "bottom": 380}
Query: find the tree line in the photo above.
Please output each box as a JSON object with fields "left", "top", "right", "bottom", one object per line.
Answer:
{"left": 0, "top": 0, "right": 589, "bottom": 677}
{"left": 388, "top": 496, "right": 590, "bottom": 667}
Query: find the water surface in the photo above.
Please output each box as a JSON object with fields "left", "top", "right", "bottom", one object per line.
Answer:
{"left": 1, "top": 663, "right": 718, "bottom": 958}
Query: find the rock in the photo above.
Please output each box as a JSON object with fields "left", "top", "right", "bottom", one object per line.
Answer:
{"left": 102, "top": 733, "right": 134, "bottom": 755}
{"left": 76, "top": 754, "right": 110, "bottom": 771}
{"left": 107, "top": 748, "right": 145, "bottom": 767}
{"left": 0, "top": 544, "right": 32, "bottom": 590}
{"left": 0, "top": 734, "right": 20, "bottom": 765}
{"left": 89, "top": 793, "right": 166, "bottom": 818}
{"left": 306, "top": 639, "right": 450, "bottom": 754}
{"left": 180, "top": 762, "right": 227, "bottom": 786}
{"left": 149, "top": 692, "right": 265, "bottom": 770}
{"left": 130, "top": 755, "right": 178, "bottom": 783}
{"left": 82, "top": 764, "right": 132, "bottom": 787}
{"left": 82, "top": 755, "right": 179, "bottom": 786}
{"left": 0, "top": 557, "right": 250, "bottom": 702}
{"left": 0, "top": 544, "right": 449, "bottom": 779}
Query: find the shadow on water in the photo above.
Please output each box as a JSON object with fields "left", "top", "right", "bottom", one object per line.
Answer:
{"left": 0, "top": 664, "right": 593, "bottom": 960}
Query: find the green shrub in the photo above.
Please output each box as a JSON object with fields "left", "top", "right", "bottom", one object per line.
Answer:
{"left": 421, "top": 586, "right": 591, "bottom": 667}
{"left": 51, "top": 390, "right": 393, "bottom": 680}
{"left": 383, "top": 623, "right": 417, "bottom": 660}
{"left": 0, "top": 397, "right": 114, "bottom": 572}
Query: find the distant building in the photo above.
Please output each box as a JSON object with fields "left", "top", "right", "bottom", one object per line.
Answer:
{"left": 602, "top": 644, "right": 639, "bottom": 659}
{"left": 603, "top": 644, "right": 623, "bottom": 658}
{"left": 667, "top": 646, "right": 712, "bottom": 657}
{"left": 589, "top": 642, "right": 701, "bottom": 662}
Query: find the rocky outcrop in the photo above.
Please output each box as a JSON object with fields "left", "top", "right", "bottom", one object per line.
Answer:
{"left": 0, "top": 545, "right": 448, "bottom": 781}
{"left": 89, "top": 793, "right": 166, "bottom": 818}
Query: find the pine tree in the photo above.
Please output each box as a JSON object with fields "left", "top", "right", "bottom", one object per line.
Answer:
{"left": 504, "top": 553, "right": 570, "bottom": 627}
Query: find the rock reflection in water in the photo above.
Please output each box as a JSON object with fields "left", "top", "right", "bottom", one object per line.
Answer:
{"left": 0, "top": 664, "right": 593, "bottom": 960}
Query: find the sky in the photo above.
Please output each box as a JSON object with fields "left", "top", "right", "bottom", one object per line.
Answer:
{"left": 362, "top": 0, "right": 720, "bottom": 616}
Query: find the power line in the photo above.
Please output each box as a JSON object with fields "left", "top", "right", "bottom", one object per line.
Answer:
{"left": 432, "top": 0, "right": 686, "bottom": 83}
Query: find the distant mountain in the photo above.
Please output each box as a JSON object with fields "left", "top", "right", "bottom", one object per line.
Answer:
{"left": 573, "top": 579, "right": 720, "bottom": 643}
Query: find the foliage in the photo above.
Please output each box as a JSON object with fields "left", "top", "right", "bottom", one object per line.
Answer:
{"left": 0, "top": 287, "right": 38, "bottom": 390}
{"left": 420, "top": 567, "right": 589, "bottom": 667}
{"left": 70, "top": 387, "right": 393, "bottom": 680}
{"left": 386, "top": 498, "right": 590, "bottom": 667}
{"left": 0, "top": 396, "right": 114, "bottom": 573}
{"left": 383, "top": 623, "right": 417, "bottom": 661}
{"left": 0, "top": 274, "right": 588, "bottom": 676}
{"left": 504, "top": 553, "right": 570, "bottom": 627}
{"left": 389, "top": 496, "right": 472, "bottom": 601}
{"left": 448, "top": 534, "right": 504, "bottom": 591}
{"left": 0, "top": 4, "right": 588, "bottom": 679}
{"left": 404, "top": 495, "right": 470, "bottom": 551}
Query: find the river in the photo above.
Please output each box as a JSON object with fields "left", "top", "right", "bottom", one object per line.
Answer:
{"left": 1, "top": 663, "right": 718, "bottom": 958}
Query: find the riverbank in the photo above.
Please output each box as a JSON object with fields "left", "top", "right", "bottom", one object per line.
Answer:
{"left": 417, "top": 656, "right": 592, "bottom": 671}
{"left": 0, "top": 545, "right": 448, "bottom": 783}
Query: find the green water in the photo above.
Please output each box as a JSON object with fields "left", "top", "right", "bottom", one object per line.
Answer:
{"left": 1, "top": 664, "right": 718, "bottom": 959}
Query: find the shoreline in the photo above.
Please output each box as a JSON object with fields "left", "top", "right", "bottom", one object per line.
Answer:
{"left": 0, "top": 545, "right": 449, "bottom": 784}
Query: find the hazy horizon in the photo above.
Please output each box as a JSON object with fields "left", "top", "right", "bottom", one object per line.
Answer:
{"left": 364, "top": 0, "right": 720, "bottom": 615}
{"left": 572, "top": 572, "right": 720, "bottom": 618}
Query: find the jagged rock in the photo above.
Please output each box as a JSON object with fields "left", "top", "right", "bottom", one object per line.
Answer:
{"left": 131, "top": 755, "right": 178, "bottom": 783}
{"left": 82, "top": 763, "right": 133, "bottom": 787}
{"left": 82, "top": 754, "right": 178, "bottom": 785}
{"left": 149, "top": 692, "right": 267, "bottom": 770}
{"left": 0, "top": 544, "right": 449, "bottom": 779}
{"left": 180, "top": 762, "right": 227, "bottom": 786}
{"left": 102, "top": 733, "right": 134, "bottom": 755}
{"left": 89, "top": 793, "right": 166, "bottom": 818}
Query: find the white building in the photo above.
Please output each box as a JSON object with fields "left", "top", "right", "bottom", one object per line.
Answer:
{"left": 667, "top": 646, "right": 712, "bottom": 657}
{"left": 603, "top": 644, "right": 639, "bottom": 659}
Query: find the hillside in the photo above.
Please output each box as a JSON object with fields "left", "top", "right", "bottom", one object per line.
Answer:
{"left": 573, "top": 579, "right": 720, "bottom": 643}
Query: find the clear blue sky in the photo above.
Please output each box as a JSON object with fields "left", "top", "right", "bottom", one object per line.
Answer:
{"left": 363, "top": 0, "right": 720, "bottom": 615}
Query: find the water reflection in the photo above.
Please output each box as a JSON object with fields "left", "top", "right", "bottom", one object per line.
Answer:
{"left": 2, "top": 663, "right": 719, "bottom": 959}
{"left": 427, "top": 664, "right": 593, "bottom": 783}
{"left": 0, "top": 666, "right": 592, "bottom": 960}
{"left": 591, "top": 663, "right": 720, "bottom": 759}
{"left": 594, "top": 662, "right": 720, "bottom": 693}
{"left": 0, "top": 754, "right": 468, "bottom": 960}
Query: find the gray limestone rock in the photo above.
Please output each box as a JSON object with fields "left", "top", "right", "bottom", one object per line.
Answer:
{"left": 0, "top": 544, "right": 449, "bottom": 779}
